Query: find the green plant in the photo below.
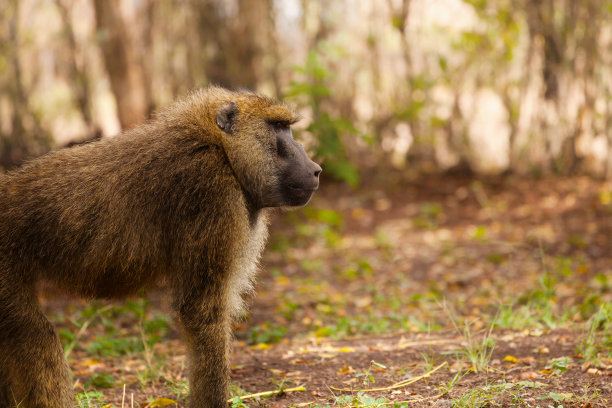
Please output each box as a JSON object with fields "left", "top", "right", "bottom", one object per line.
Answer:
{"left": 316, "top": 312, "right": 434, "bottom": 339}
{"left": 75, "top": 390, "right": 106, "bottom": 408}
{"left": 437, "top": 369, "right": 465, "bottom": 396}
{"left": 137, "top": 302, "right": 171, "bottom": 386}
{"left": 335, "top": 392, "right": 389, "bottom": 407}
{"left": 495, "top": 302, "right": 540, "bottom": 330}
{"left": 450, "top": 380, "right": 544, "bottom": 407}
{"left": 277, "top": 297, "right": 300, "bottom": 321}
{"left": 84, "top": 373, "right": 115, "bottom": 389}
{"left": 230, "top": 396, "right": 250, "bottom": 408}
{"left": 141, "top": 312, "right": 171, "bottom": 346}
{"left": 573, "top": 385, "right": 602, "bottom": 405}
{"left": 537, "top": 391, "right": 572, "bottom": 404}
{"left": 86, "top": 335, "right": 143, "bottom": 357}
{"left": 62, "top": 304, "right": 112, "bottom": 359}
{"left": 451, "top": 384, "right": 503, "bottom": 407}
{"left": 578, "top": 303, "right": 612, "bottom": 362}
{"left": 247, "top": 322, "right": 287, "bottom": 344}
{"left": 511, "top": 247, "right": 578, "bottom": 329}
{"left": 137, "top": 357, "right": 168, "bottom": 389}
{"left": 419, "top": 350, "right": 439, "bottom": 372}
{"left": 167, "top": 379, "right": 190, "bottom": 400}
{"left": 412, "top": 201, "right": 444, "bottom": 230}
{"left": 354, "top": 361, "right": 386, "bottom": 387}
{"left": 289, "top": 207, "right": 344, "bottom": 249}
{"left": 342, "top": 259, "right": 374, "bottom": 280}
{"left": 286, "top": 50, "right": 362, "bottom": 187}
{"left": 545, "top": 357, "right": 569, "bottom": 376}
{"left": 443, "top": 304, "right": 496, "bottom": 373}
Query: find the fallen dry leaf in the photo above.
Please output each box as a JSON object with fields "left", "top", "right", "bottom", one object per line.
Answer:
{"left": 252, "top": 343, "right": 272, "bottom": 350}
{"left": 337, "top": 364, "right": 355, "bottom": 375}
{"left": 503, "top": 355, "right": 519, "bottom": 363}
{"left": 518, "top": 371, "right": 540, "bottom": 380}
{"left": 521, "top": 356, "right": 536, "bottom": 365}
{"left": 145, "top": 397, "right": 178, "bottom": 407}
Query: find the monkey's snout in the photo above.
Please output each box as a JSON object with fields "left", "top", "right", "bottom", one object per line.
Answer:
{"left": 310, "top": 161, "right": 322, "bottom": 189}
{"left": 312, "top": 162, "right": 322, "bottom": 178}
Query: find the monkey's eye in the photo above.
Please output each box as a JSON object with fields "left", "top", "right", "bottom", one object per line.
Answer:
{"left": 276, "top": 135, "right": 289, "bottom": 157}
{"left": 269, "top": 121, "right": 290, "bottom": 130}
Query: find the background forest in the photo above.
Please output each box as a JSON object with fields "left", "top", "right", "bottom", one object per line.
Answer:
{"left": 2, "top": 0, "right": 612, "bottom": 180}
{"left": 1, "top": 0, "right": 612, "bottom": 407}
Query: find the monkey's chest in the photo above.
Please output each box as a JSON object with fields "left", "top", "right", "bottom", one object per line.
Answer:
{"left": 225, "top": 215, "right": 269, "bottom": 318}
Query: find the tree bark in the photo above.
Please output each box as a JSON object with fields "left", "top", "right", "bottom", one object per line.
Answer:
{"left": 0, "top": 0, "right": 50, "bottom": 169}
{"left": 55, "top": 0, "right": 95, "bottom": 132}
{"left": 195, "top": 0, "right": 267, "bottom": 89}
{"left": 93, "top": 0, "right": 147, "bottom": 130}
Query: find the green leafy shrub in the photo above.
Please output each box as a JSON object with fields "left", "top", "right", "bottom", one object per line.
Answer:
{"left": 286, "top": 50, "right": 361, "bottom": 187}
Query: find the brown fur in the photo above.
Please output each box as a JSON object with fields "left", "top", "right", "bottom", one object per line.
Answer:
{"left": 0, "top": 87, "right": 320, "bottom": 408}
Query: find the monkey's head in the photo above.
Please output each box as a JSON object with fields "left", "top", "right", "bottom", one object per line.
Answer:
{"left": 213, "top": 91, "right": 321, "bottom": 209}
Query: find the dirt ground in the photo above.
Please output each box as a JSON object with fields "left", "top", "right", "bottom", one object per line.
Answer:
{"left": 40, "top": 173, "right": 612, "bottom": 407}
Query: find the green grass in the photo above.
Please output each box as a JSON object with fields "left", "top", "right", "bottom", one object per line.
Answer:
{"left": 450, "top": 380, "right": 545, "bottom": 407}
{"left": 442, "top": 303, "right": 496, "bottom": 373}
{"left": 75, "top": 390, "right": 106, "bottom": 408}
{"left": 545, "top": 356, "right": 569, "bottom": 376}
{"left": 412, "top": 201, "right": 444, "bottom": 230}
{"left": 247, "top": 322, "right": 287, "bottom": 344}
{"left": 167, "top": 379, "right": 190, "bottom": 400}
{"left": 86, "top": 335, "right": 143, "bottom": 357}
{"left": 84, "top": 373, "right": 115, "bottom": 389}
{"left": 578, "top": 302, "right": 612, "bottom": 363}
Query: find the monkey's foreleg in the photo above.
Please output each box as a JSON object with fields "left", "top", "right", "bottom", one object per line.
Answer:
{"left": 0, "top": 286, "right": 72, "bottom": 408}
{"left": 175, "top": 288, "right": 231, "bottom": 408}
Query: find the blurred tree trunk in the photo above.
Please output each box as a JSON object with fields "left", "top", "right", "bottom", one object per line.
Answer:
{"left": 137, "top": 0, "right": 156, "bottom": 116}
{"left": 55, "top": 0, "right": 100, "bottom": 141}
{"left": 387, "top": 0, "right": 441, "bottom": 170}
{"left": 0, "top": 0, "right": 50, "bottom": 170}
{"left": 525, "top": 0, "right": 569, "bottom": 172}
{"left": 387, "top": 0, "right": 412, "bottom": 76}
{"left": 529, "top": 0, "right": 562, "bottom": 100}
{"left": 525, "top": 0, "right": 607, "bottom": 174}
{"left": 148, "top": 0, "right": 199, "bottom": 101}
{"left": 233, "top": 0, "right": 267, "bottom": 89}
{"left": 93, "top": 0, "right": 147, "bottom": 130}
{"left": 196, "top": 0, "right": 268, "bottom": 89}
{"left": 264, "top": 0, "right": 282, "bottom": 97}
{"left": 195, "top": 0, "right": 228, "bottom": 86}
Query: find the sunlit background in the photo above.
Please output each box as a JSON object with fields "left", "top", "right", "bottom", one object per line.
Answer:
{"left": 1, "top": 0, "right": 611, "bottom": 405}
{"left": 2, "top": 0, "right": 611, "bottom": 180}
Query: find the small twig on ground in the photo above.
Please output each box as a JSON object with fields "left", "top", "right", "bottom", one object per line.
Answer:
{"left": 330, "top": 361, "right": 448, "bottom": 392}
{"left": 384, "top": 394, "right": 444, "bottom": 404}
{"left": 227, "top": 385, "right": 306, "bottom": 402}
{"left": 121, "top": 384, "right": 126, "bottom": 408}
{"left": 291, "top": 402, "right": 316, "bottom": 407}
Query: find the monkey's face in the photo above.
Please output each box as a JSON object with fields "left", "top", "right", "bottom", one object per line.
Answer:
{"left": 216, "top": 99, "right": 321, "bottom": 209}
{"left": 273, "top": 123, "right": 322, "bottom": 207}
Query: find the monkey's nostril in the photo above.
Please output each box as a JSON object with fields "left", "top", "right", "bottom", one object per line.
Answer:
{"left": 312, "top": 162, "right": 322, "bottom": 178}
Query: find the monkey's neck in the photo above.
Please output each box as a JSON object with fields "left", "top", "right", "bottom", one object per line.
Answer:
{"left": 247, "top": 206, "right": 263, "bottom": 229}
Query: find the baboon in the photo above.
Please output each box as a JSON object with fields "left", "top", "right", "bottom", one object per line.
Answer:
{"left": 0, "top": 87, "right": 321, "bottom": 408}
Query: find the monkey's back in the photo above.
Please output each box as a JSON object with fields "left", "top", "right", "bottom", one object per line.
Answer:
{"left": 0, "top": 125, "right": 249, "bottom": 299}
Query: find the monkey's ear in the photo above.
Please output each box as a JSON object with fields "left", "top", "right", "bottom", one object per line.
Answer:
{"left": 216, "top": 101, "right": 238, "bottom": 133}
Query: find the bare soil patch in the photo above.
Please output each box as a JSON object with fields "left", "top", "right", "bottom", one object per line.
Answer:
{"left": 40, "top": 174, "right": 612, "bottom": 406}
